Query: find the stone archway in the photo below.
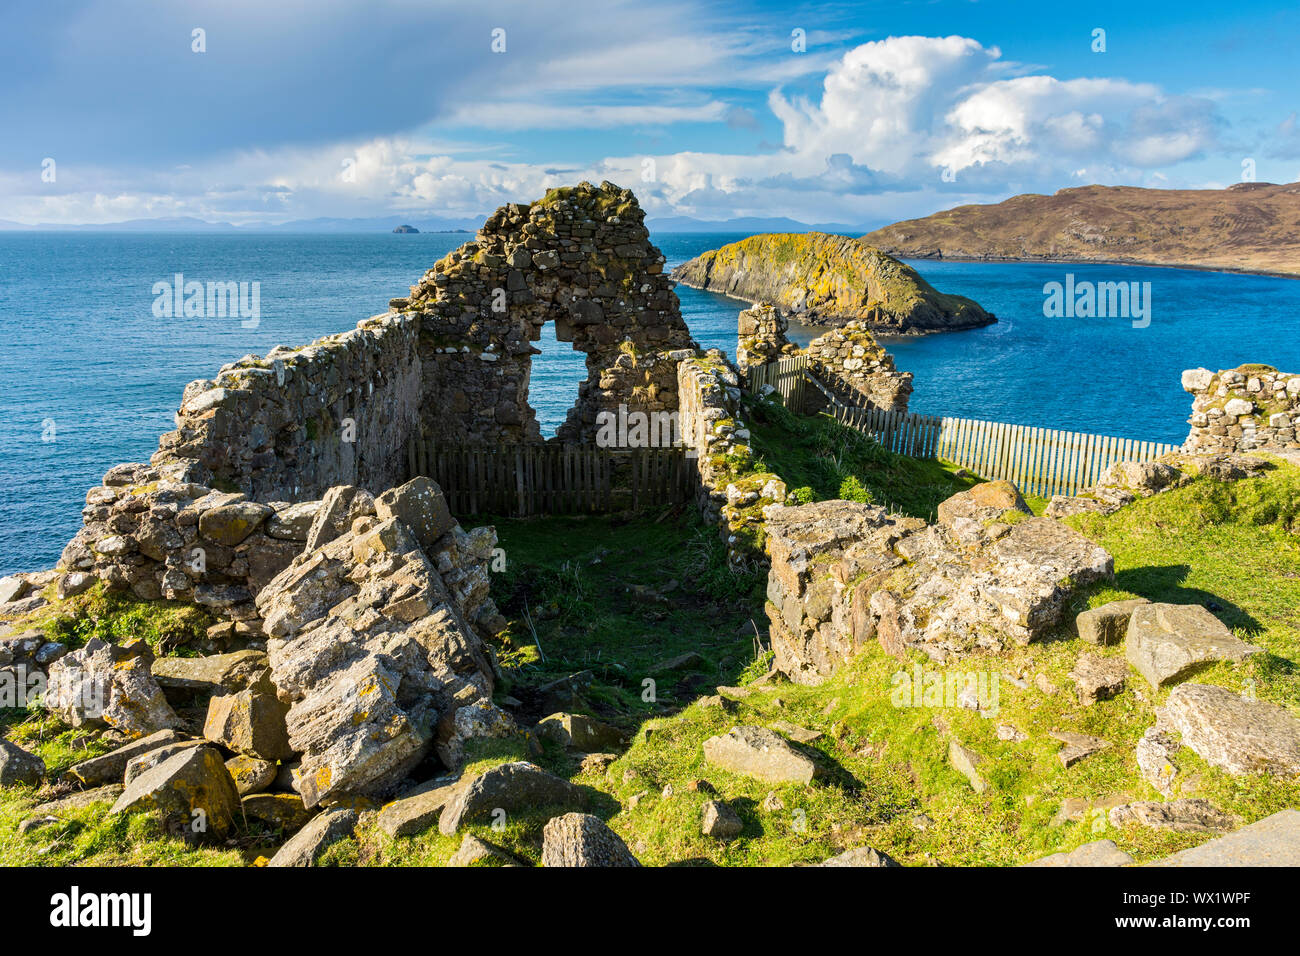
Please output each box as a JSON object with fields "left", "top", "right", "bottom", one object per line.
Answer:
{"left": 400, "top": 181, "right": 697, "bottom": 444}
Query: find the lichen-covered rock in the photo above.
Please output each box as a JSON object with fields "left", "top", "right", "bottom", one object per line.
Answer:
{"left": 258, "top": 486, "right": 496, "bottom": 807}
{"left": 672, "top": 232, "right": 993, "bottom": 333}
{"left": 66, "top": 729, "right": 187, "bottom": 787}
{"left": 110, "top": 744, "right": 241, "bottom": 842}
{"left": 45, "top": 638, "right": 182, "bottom": 739}
{"left": 242, "top": 792, "right": 316, "bottom": 832}
{"left": 435, "top": 699, "right": 518, "bottom": 770}
{"left": 701, "top": 799, "right": 743, "bottom": 839}
{"left": 541, "top": 812, "right": 640, "bottom": 867}
{"left": 226, "top": 755, "right": 277, "bottom": 795}
{"left": 1163, "top": 684, "right": 1300, "bottom": 776}
{"left": 1108, "top": 799, "right": 1236, "bottom": 833}
{"left": 802, "top": 321, "right": 914, "bottom": 414}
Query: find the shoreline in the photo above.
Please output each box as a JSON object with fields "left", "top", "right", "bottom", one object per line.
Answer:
{"left": 887, "top": 252, "right": 1300, "bottom": 282}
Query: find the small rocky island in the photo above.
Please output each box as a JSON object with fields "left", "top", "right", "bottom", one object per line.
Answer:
{"left": 671, "top": 232, "right": 993, "bottom": 333}
{"left": 392, "top": 224, "right": 419, "bottom": 234}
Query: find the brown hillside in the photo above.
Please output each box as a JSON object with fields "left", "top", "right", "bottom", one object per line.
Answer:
{"left": 860, "top": 182, "right": 1300, "bottom": 277}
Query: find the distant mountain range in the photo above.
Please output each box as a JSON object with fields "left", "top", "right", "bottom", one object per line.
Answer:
{"left": 0, "top": 213, "right": 879, "bottom": 235}
{"left": 861, "top": 182, "right": 1300, "bottom": 278}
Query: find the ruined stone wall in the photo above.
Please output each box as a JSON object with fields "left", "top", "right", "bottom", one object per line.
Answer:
{"left": 736, "top": 303, "right": 799, "bottom": 372}
{"left": 677, "top": 353, "right": 786, "bottom": 566}
{"left": 804, "top": 322, "right": 913, "bottom": 414}
{"left": 59, "top": 459, "right": 503, "bottom": 638}
{"left": 765, "top": 486, "right": 1113, "bottom": 684}
{"left": 399, "top": 181, "right": 695, "bottom": 444}
{"left": 1182, "top": 365, "right": 1300, "bottom": 455}
{"left": 155, "top": 313, "right": 422, "bottom": 502}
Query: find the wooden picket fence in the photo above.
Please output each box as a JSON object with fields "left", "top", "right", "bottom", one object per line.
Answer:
{"left": 747, "top": 356, "right": 1179, "bottom": 498}
{"left": 406, "top": 441, "right": 691, "bottom": 516}
{"left": 931, "top": 419, "right": 1179, "bottom": 500}
{"left": 746, "top": 354, "right": 808, "bottom": 410}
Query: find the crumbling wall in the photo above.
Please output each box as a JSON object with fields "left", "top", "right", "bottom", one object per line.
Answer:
{"left": 399, "top": 181, "right": 696, "bottom": 444}
{"left": 804, "top": 322, "right": 912, "bottom": 414}
{"left": 677, "top": 353, "right": 786, "bottom": 566}
{"left": 736, "top": 303, "right": 800, "bottom": 372}
{"left": 765, "top": 484, "right": 1113, "bottom": 684}
{"left": 155, "top": 313, "right": 421, "bottom": 502}
{"left": 1182, "top": 365, "right": 1300, "bottom": 455}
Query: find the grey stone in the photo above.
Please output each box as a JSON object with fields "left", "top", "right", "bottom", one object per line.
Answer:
{"left": 541, "top": 812, "right": 640, "bottom": 867}
{"left": 948, "top": 740, "right": 987, "bottom": 793}
{"left": 66, "top": 728, "right": 187, "bottom": 786}
{"left": 439, "top": 762, "right": 587, "bottom": 835}
{"left": 267, "top": 807, "right": 358, "bottom": 867}
{"left": 203, "top": 676, "right": 293, "bottom": 761}
{"left": 1069, "top": 653, "right": 1128, "bottom": 705}
{"left": 0, "top": 738, "right": 45, "bottom": 787}
{"left": 1126, "top": 604, "right": 1259, "bottom": 688}
{"left": 1164, "top": 683, "right": 1300, "bottom": 776}
{"left": 266, "top": 500, "right": 322, "bottom": 541}
{"left": 110, "top": 744, "right": 241, "bottom": 841}
{"left": 701, "top": 799, "right": 743, "bottom": 839}
{"left": 1025, "top": 839, "right": 1134, "bottom": 867}
{"left": 536, "top": 712, "right": 625, "bottom": 753}
{"left": 374, "top": 477, "right": 455, "bottom": 552}
{"left": 375, "top": 777, "right": 462, "bottom": 838}
{"left": 703, "top": 726, "right": 817, "bottom": 784}
{"left": 448, "top": 834, "right": 524, "bottom": 867}
{"left": 1075, "top": 598, "right": 1149, "bottom": 645}
{"left": 1108, "top": 799, "right": 1236, "bottom": 833}
{"left": 816, "top": 846, "right": 901, "bottom": 867}
{"left": 152, "top": 650, "right": 268, "bottom": 696}
{"left": 1147, "top": 810, "right": 1300, "bottom": 866}
{"left": 1050, "top": 730, "right": 1111, "bottom": 768}
{"left": 198, "top": 501, "right": 273, "bottom": 546}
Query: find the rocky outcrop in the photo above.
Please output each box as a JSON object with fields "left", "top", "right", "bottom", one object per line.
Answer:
{"left": 256, "top": 478, "right": 501, "bottom": 807}
{"left": 671, "top": 232, "right": 993, "bottom": 333}
{"left": 110, "top": 744, "right": 241, "bottom": 843}
{"left": 438, "top": 762, "right": 588, "bottom": 834}
{"left": 1182, "top": 365, "right": 1300, "bottom": 455}
{"left": 403, "top": 180, "right": 696, "bottom": 444}
{"left": 765, "top": 485, "right": 1113, "bottom": 682}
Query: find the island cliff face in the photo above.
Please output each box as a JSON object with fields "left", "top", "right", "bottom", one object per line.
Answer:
{"left": 861, "top": 182, "right": 1300, "bottom": 277}
{"left": 671, "top": 232, "right": 993, "bottom": 334}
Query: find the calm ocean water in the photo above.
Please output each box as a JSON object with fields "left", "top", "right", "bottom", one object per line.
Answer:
{"left": 3, "top": 231, "right": 1299, "bottom": 575}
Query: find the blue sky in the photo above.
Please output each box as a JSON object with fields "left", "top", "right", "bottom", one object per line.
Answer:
{"left": 2, "top": 0, "right": 1298, "bottom": 226}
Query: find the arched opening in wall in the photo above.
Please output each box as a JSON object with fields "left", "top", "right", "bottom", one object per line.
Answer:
{"left": 526, "top": 318, "right": 589, "bottom": 439}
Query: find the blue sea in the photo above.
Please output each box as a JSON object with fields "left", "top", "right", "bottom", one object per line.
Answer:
{"left": 3, "top": 231, "right": 1299, "bottom": 576}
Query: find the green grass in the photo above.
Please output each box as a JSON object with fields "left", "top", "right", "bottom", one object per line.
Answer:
{"left": 590, "top": 463, "right": 1300, "bottom": 866}
{"left": 746, "top": 396, "right": 986, "bottom": 520}
{"left": 4, "top": 416, "right": 1296, "bottom": 867}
